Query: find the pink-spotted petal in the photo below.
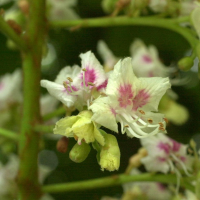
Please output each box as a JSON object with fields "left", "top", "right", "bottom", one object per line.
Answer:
{"left": 41, "top": 80, "right": 77, "bottom": 107}
{"left": 106, "top": 58, "right": 137, "bottom": 99}
{"left": 79, "top": 51, "right": 107, "bottom": 87}
{"left": 136, "top": 77, "right": 171, "bottom": 112}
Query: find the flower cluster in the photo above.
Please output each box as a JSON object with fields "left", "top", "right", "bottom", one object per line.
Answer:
{"left": 41, "top": 51, "right": 171, "bottom": 139}
{"left": 41, "top": 50, "right": 171, "bottom": 171}
{"left": 97, "top": 40, "right": 189, "bottom": 125}
{"left": 0, "top": 154, "right": 54, "bottom": 200}
{"left": 101, "top": 0, "right": 199, "bottom": 16}
{"left": 140, "top": 133, "right": 194, "bottom": 174}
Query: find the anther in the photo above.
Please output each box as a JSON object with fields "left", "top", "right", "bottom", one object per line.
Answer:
{"left": 67, "top": 77, "right": 73, "bottom": 82}
{"left": 159, "top": 126, "right": 165, "bottom": 131}
{"left": 82, "top": 68, "right": 87, "bottom": 72}
{"left": 163, "top": 118, "right": 169, "bottom": 123}
{"left": 63, "top": 81, "right": 68, "bottom": 89}
{"left": 124, "top": 125, "right": 129, "bottom": 128}
{"left": 87, "top": 82, "right": 95, "bottom": 86}
{"left": 158, "top": 122, "right": 164, "bottom": 127}
{"left": 139, "top": 110, "right": 145, "bottom": 115}
{"left": 74, "top": 135, "right": 78, "bottom": 141}
{"left": 147, "top": 118, "right": 153, "bottom": 123}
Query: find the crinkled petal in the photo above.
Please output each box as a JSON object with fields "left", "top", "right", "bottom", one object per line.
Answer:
{"left": 89, "top": 97, "right": 118, "bottom": 132}
{"left": 53, "top": 116, "right": 77, "bottom": 136}
{"left": 55, "top": 65, "right": 81, "bottom": 84}
{"left": 106, "top": 58, "right": 137, "bottom": 98}
{"left": 141, "top": 155, "right": 170, "bottom": 173}
{"left": 136, "top": 77, "right": 171, "bottom": 111}
{"left": 80, "top": 51, "right": 107, "bottom": 87}
{"left": 41, "top": 80, "right": 77, "bottom": 107}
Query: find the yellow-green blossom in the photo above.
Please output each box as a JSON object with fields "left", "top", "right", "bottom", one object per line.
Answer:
{"left": 100, "top": 133, "right": 120, "bottom": 171}
{"left": 53, "top": 110, "right": 105, "bottom": 146}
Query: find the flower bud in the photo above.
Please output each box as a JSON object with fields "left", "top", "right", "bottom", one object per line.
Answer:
{"left": 102, "top": 0, "right": 118, "bottom": 13}
{"left": 178, "top": 57, "right": 194, "bottom": 71}
{"left": 99, "top": 133, "right": 120, "bottom": 171}
{"left": 54, "top": 110, "right": 105, "bottom": 146}
{"left": 69, "top": 142, "right": 91, "bottom": 163}
{"left": 56, "top": 136, "right": 68, "bottom": 153}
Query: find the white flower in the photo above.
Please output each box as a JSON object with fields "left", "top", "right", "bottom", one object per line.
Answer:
{"left": 180, "top": 0, "right": 198, "bottom": 16}
{"left": 0, "top": 154, "right": 54, "bottom": 200}
{"left": 90, "top": 58, "right": 171, "bottom": 138}
{"left": 0, "top": 69, "right": 22, "bottom": 110}
{"left": 47, "top": 0, "right": 79, "bottom": 21}
{"left": 123, "top": 169, "right": 172, "bottom": 200}
{"left": 130, "top": 39, "right": 170, "bottom": 78}
{"left": 97, "top": 40, "right": 118, "bottom": 72}
{"left": 148, "top": 0, "right": 167, "bottom": 13}
{"left": 140, "top": 133, "right": 194, "bottom": 174}
{"left": 40, "top": 94, "right": 59, "bottom": 117}
{"left": 41, "top": 51, "right": 108, "bottom": 111}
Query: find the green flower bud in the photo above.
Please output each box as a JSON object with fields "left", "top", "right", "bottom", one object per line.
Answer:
{"left": 102, "top": 0, "right": 118, "bottom": 13}
{"left": 178, "top": 57, "right": 194, "bottom": 71}
{"left": 54, "top": 110, "right": 105, "bottom": 146}
{"left": 99, "top": 132, "right": 120, "bottom": 171}
{"left": 69, "top": 142, "right": 91, "bottom": 163}
{"left": 6, "top": 39, "right": 18, "bottom": 51}
{"left": 159, "top": 95, "right": 189, "bottom": 125}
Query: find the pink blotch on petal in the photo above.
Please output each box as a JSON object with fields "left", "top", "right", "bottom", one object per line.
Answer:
{"left": 81, "top": 67, "right": 96, "bottom": 87}
{"left": 97, "top": 79, "right": 108, "bottom": 91}
{"left": 157, "top": 183, "right": 166, "bottom": 191}
{"left": 180, "top": 156, "right": 186, "bottom": 162}
{"left": 62, "top": 82, "right": 78, "bottom": 94}
{"left": 158, "top": 157, "right": 166, "bottom": 162}
{"left": 170, "top": 139, "right": 181, "bottom": 152}
{"left": 110, "top": 107, "right": 117, "bottom": 116}
{"left": 132, "top": 89, "right": 150, "bottom": 110}
{"left": 118, "top": 84, "right": 134, "bottom": 108}
{"left": 157, "top": 142, "right": 171, "bottom": 154}
{"left": 142, "top": 55, "right": 152, "bottom": 63}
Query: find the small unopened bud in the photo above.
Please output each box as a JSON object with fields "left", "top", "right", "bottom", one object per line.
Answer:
{"left": 116, "top": 0, "right": 131, "bottom": 9}
{"left": 56, "top": 136, "right": 68, "bottom": 153}
{"left": 138, "top": 147, "right": 147, "bottom": 157}
{"left": 69, "top": 142, "right": 91, "bottom": 163}
{"left": 18, "top": 0, "right": 29, "bottom": 15}
{"left": 99, "top": 133, "right": 120, "bottom": 171}
{"left": 129, "top": 154, "right": 143, "bottom": 168}
{"left": 6, "top": 39, "right": 18, "bottom": 50}
{"left": 178, "top": 57, "right": 194, "bottom": 71}
{"left": 7, "top": 20, "right": 22, "bottom": 35}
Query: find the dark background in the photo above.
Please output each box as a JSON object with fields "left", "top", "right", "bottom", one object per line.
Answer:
{"left": 0, "top": 0, "right": 200, "bottom": 199}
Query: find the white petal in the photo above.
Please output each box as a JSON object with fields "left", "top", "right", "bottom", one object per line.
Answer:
{"left": 41, "top": 80, "right": 76, "bottom": 107}
{"left": 89, "top": 97, "right": 118, "bottom": 132}
{"left": 136, "top": 77, "right": 171, "bottom": 112}
{"left": 80, "top": 51, "right": 107, "bottom": 87}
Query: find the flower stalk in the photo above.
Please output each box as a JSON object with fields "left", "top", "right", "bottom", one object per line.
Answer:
{"left": 50, "top": 16, "right": 197, "bottom": 48}
{"left": 0, "top": 15, "right": 26, "bottom": 51}
{"left": 17, "top": 0, "right": 46, "bottom": 199}
{"left": 42, "top": 173, "right": 195, "bottom": 194}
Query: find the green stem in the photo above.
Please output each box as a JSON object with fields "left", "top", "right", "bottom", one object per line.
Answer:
{"left": 18, "top": 1, "right": 46, "bottom": 200}
{"left": 42, "top": 173, "right": 195, "bottom": 193}
{"left": 50, "top": 16, "right": 197, "bottom": 48}
{"left": 0, "top": 128, "right": 19, "bottom": 141}
{"left": 34, "top": 124, "right": 54, "bottom": 133}
{"left": 0, "top": 15, "right": 26, "bottom": 51}
{"left": 42, "top": 106, "right": 66, "bottom": 121}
